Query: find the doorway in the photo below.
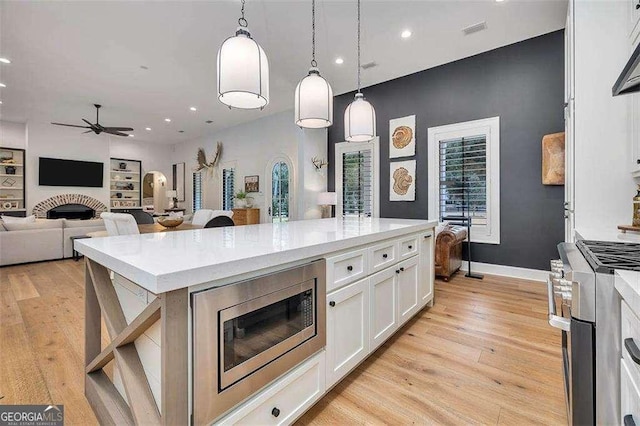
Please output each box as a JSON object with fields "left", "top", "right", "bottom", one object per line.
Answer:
{"left": 142, "top": 171, "right": 168, "bottom": 214}
{"left": 266, "top": 157, "right": 293, "bottom": 223}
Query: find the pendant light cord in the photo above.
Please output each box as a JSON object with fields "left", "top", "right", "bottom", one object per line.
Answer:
{"left": 357, "top": 0, "right": 361, "bottom": 93}
{"left": 311, "top": 0, "right": 317, "bottom": 67}
{"left": 239, "top": 0, "right": 248, "bottom": 27}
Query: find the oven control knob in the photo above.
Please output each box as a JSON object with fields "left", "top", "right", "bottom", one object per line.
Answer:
{"left": 271, "top": 407, "right": 280, "bottom": 418}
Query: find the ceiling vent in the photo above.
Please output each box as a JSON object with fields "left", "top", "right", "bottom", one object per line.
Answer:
{"left": 361, "top": 61, "right": 378, "bottom": 70}
{"left": 462, "top": 21, "right": 487, "bottom": 36}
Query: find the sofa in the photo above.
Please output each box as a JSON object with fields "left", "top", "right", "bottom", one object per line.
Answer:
{"left": 0, "top": 218, "right": 106, "bottom": 266}
{"left": 435, "top": 224, "right": 468, "bottom": 281}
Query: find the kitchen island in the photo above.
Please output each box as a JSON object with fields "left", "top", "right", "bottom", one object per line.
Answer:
{"left": 75, "top": 217, "right": 437, "bottom": 425}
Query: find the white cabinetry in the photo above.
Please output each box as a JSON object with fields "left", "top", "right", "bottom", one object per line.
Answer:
{"left": 326, "top": 278, "right": 370, "bottom": 388}
{"left": 397, "top": 257, "right": 420, "bottom": 325}
{"left": 418, "top": 232, "right": 435, "bottom": 307}
{"left": 370, "top": 268, "right": 398, "bottom": 350}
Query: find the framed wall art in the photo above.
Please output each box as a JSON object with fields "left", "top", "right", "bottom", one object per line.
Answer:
{"left": 390, "top": 160, "right": 416, "bottom": 202}
{"left": 389, "top": 115, "right": 416, "bottom": 159}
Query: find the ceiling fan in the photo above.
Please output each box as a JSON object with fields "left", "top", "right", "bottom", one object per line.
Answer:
{"left": 51, "top": 104, "right": 133, "bottom": 137}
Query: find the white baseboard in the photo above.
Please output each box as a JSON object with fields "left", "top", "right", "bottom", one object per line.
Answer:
{"left": 459, "top": 261, "right": 548, "bottom": 282}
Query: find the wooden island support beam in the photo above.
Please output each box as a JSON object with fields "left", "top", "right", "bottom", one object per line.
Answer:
{"left": 83, "top": 259, "right": 189, "bottom": 426}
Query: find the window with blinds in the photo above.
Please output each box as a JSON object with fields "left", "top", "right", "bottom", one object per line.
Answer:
{"left": 342, "top": 150, "right": 373, "bottom": 217}
{"left": 193, "top": 172, "right": 203, "bottom": 211}
{"left": 222, "top": 168, "right": 235, "bottom": 210}
{"left": 439, "top": 135, "right": 487, "bottom": 225}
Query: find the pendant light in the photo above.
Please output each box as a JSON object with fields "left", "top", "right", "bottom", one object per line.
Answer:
{"left": 344, "top": 0, "right": 376, "bottom": 142}
{"left": 294, "top": 0, "right": 333, "bottom": 129}
{"left": 217, "top": 0, "right": 269, "bottom": 110}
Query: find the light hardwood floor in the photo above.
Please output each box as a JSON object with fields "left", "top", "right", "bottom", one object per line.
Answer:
{"left": 0, "top": 259, "right": 566, "bottom": 425}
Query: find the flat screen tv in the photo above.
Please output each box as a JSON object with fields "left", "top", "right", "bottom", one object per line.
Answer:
{"left": 39, "top": 157, "right": 104, "bottom": 187}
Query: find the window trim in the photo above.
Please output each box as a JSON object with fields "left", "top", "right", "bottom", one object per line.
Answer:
{"left": 427, "top": 117, "right": 500, "bottom": 244}
{"left": 334, "top": 137, "right": 380, "bottom": 218}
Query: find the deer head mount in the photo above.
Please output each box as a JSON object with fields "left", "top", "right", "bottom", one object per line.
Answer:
{"left": 195, "top": 142, "right": 222, "bottom": 173}
{"left": 312, "top": 156, "right": 328, "bottom": 171}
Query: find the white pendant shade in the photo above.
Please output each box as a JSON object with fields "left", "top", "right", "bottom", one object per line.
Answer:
{"left": 344, "top": 93, "right": 376, "bottom": 142}
{"left": 217, "top": 28, "right": 269, "bottom": 110}
{"left": 295, "top": 68, "right": 333, "bottom": 129}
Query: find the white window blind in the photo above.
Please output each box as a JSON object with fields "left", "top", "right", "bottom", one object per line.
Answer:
{"left": 342, "top": 150, "right": 373, "bottom": 217}
{"left": 193, "top": 172, "right": 203, "bottom": 211}
{"left": 222, "top": 168, "right": 235, "bottom": 210}
{"left": 439, "top": 135, "right": 487, "bottom": 225}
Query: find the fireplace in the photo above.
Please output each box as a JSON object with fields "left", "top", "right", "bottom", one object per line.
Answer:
{"left": 47, "top": 204, "right": 95, "bottom": 220}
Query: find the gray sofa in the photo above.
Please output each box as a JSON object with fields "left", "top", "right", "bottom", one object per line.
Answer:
{"left": 0, "top": 218, "right": 106, "bottom": 266}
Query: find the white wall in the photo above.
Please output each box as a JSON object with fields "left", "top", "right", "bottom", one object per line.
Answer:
{"left": 0, "top": 119, "right": 174, "bottom": 213}
{"left": 171, "top": 110, "right": 327, "bottom": 222}
{"left": 0, "top": 120, "right": 27, "bottom": 149}
{"left": 573, "top": 0, "right": 636, "bottom": 231}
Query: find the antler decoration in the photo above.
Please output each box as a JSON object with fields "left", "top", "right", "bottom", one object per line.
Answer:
{"left": 312, "top": 156, "right": 328, "bottom": 171}
{"left": 195, "top": 142, "right": 223, "bottom": 173}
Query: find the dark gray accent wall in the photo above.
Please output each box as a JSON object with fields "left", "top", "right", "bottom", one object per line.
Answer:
{"left": 328, "top": 30, "right": 565, "bottom": 271}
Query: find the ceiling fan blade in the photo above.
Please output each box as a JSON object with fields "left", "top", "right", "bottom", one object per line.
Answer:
{"left": 82, "top": 130, "right": 95, "bottom": 134}
{"left": 82, "top": 118, "right": 95, "bottom": 127}
{"left": 104, "top": 129, "right": 130, "bottom": 137}
{"left": 51, "top": 122, "right": 92, "bottom": 129}
{"left": 103, "top": 127, "right": 134, "bottom": 132}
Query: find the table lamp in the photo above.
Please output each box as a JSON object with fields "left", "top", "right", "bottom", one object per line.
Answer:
{"left": 318, "top": 192, "right": 337, "bottom": 218}
{"left": 166, "top": 190, "right": 178, "bottom": 209}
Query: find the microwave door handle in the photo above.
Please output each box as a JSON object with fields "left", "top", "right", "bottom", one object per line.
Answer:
{"left": 548, "top": 278, "right": 571, "bottom": 332}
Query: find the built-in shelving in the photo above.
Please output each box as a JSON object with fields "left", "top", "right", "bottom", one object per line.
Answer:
{"left": 110, "top": 158, "right": 142, "bottom": 210}
{"left": 0, "top": 147, "right": 26, "bottom": 217}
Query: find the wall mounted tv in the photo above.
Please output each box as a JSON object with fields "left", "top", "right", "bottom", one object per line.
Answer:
{"left": 39, "top": 157, "right": 104, "bottom": 187}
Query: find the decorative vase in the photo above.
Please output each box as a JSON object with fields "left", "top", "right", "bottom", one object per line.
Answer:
{"left": 236, "top": 198, "right": 247, "bottom": 208}
{"left": 634, "top": 185, "right": 640, "bottom": 227}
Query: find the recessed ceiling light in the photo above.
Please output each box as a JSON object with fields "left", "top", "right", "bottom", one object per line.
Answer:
{"left": 495, "top": 0, "right": 505, "bottom": 2}
{"left": 401, "top": 30, "right": 412, "bottom": 39}
{"left": 145, "top": 127, "right": 151, "bottom": 131}
{"left": 0, "top": 58, "right": 10, "bottom": 64}
{"left": 0, "top": 100, "right": 3, "bottom": 104}
{"left": 190, "top": 107, "right": 197, "bottom": 111}
{"left": 0, "top": 83, "right": 6, "bottom": 88}
{"left": 128, "top": 134, "right": 135, "bottom": 138}
{"left": 335, "top": 58, "right": 344, "bottom": 65}
{"left": 164, "top": 118, "right": 171, "bottom": 122}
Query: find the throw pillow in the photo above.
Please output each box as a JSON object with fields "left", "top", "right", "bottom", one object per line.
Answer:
{"left": 1, "top": 214, "right": 36, "bottom": 224}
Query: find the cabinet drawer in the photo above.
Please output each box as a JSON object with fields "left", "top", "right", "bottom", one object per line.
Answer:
{"left": 219, "top": 352, "right": 325, "bottom": 425}
{"left": 368, "top": 240, "right": 399, "bottom": 274}
{"left": 399, "top": 236, "right": 419, "bottom": 259}
{"left": 622, "top": 302, "right": 640, "bottom": 385}
{"left": 326, "top": 248, "right": 368, "bottom": 292}
{"left": 622, "top": 357, "right": 640, "bottom": 426}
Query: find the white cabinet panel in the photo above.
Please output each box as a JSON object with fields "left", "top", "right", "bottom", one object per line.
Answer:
{"left": 397, "top": 256, "right": 420, "bottom": 325}
{"left": 418, "top": 231, "right": 435, "bottom": 308}
{"left": 369, "top": 268, "right": 398, "bottom": 350}
{"left": 219, "top": 352, "right": 325, "bottom": 425}
{"left": 326, "top": 278, "right": 370, "bottom": 388}
{"left": 399, "top": 236, "right": 419, "bottom": 259}
{"left": 368, "top": 240, "right": 399, "bottom": 274}
{"left": 326, "top": 248, "right": 368, "bottom": 292}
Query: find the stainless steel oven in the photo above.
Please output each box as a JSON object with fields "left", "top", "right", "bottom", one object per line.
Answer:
{"left": 192, "top": 260, "right": 326, "bottom": 425}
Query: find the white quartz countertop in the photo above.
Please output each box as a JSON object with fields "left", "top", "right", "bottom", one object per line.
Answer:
{"left": 576, "top": 227, "right": 640, "bottom": 243}
{"left": 76, "top": 217, "right": 436, "bottom": 294}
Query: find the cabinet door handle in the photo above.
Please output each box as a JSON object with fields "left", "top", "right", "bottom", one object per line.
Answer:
{"left": 272, "top": 407, "right": 281, "bottom": 418}
{"left": 347, "top": 265, "right": 353, "bottom": 272}
{"left": 625, "top": 415, "right": 636, "bottom": 426}
{"left": 400, "top": 267, "right": 405, "bottom": 272}
{"left": 395, "top": 269, "right": 400, "bottom": 274}
{"left": 636, "top": 2, "right": 640, "bottom": 10}
{"left": 625, "top": 338, "right": 640, "bottom": 365}
{"left": 637, "top": 159, "right": 640, "bottom": 164}
{"left": 329, "top": 301, "right": 336, "bottom": 307}
{"left": 408, "top": 245, "right": 413, "bottom": 250}
{"left": 382, "top": 253, "right": 388, "bottom": 259}
{"left": 424, "top": 235, "right": 431, "bottom": 239}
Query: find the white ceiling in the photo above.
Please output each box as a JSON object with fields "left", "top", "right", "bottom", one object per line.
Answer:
{"left": 0, "top": 0, "right": 567, "bottom": 144}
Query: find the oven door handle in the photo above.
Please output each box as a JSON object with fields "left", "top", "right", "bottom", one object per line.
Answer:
{"left": 548, "top": 278, "right": 571, "bottom": 332}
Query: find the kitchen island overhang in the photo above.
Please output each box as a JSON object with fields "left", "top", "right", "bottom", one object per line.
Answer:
{"left": 75, "top": 217, "right": 437, "bottom": 425}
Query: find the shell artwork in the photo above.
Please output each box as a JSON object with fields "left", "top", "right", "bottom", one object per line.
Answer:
{"left": 392, "top": 167, "right": 413, "bottom": 195}
{"left": 392, "top": 125, "right": 413, "bottom": 149}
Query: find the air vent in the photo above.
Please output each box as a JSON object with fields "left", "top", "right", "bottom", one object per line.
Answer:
{"left": 462, "top": 21, "right": 487, "bottom": 36}
{"left": 361, "top": 61, "right": 378, "bottom": 70}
